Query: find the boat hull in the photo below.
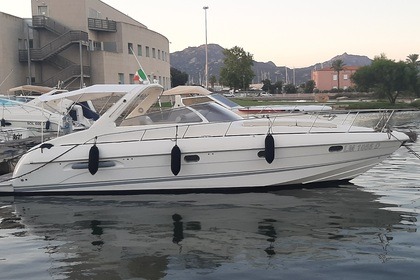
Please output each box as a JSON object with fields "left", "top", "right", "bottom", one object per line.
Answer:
{"left": 9, "top": 129, "right": 407, "bottom": 194}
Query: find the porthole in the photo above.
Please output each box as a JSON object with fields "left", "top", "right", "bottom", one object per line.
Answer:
{"left": 184, "top": 155, "right": 200, "bottom": 162}
{"left": 329, "top": 145, "right": 343, "bottom": 152}
{"left": 257, "top": 151, "right": 266, "bottom": 158}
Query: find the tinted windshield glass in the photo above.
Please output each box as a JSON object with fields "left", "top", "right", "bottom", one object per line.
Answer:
{"left": 190, "top": 102, "right": 242, "bottom": 122}
{"left": 210, "top": 94, "right": 242, "bottom": 109}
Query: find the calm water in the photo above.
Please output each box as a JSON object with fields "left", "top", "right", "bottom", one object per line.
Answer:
{"left": 0, "top": 124, "right": 419, "bottom": 280}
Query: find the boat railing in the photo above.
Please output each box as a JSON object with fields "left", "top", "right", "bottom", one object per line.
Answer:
{"left": 304, "top": 108, "right": 402, "bottom": 133}
{"left": 93, "top": 107, "right": 416, "bottom": 144}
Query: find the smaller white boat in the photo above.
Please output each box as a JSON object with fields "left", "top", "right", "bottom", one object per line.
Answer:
{"left": 7, "top": 85, "right": 98, "bottom": 131}
{"left": 0, "top": 127, "right": 31, "bottom": 143}
{"left": 0, "top": 97, "right": 71, "bottom": 136}
{"left": 0, "top": 85, "right": 100, "bottom": 140}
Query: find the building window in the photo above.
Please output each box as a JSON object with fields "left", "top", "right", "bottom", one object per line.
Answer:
{"left": 118, "top": 73, "right": 124, "bottom": 84}
{"left": 152, "top": 48, "right": 156, "bottom": 58}
{"left": 129, "top": 74, "right": 135, "bottom": 84}
{"left": 128, "top": 43, "right": 133, "bottom": 54}
{"left": 103, "top": 42, "right": 117, "bottom": 52}
{"left": 343, "top": 74, "right": 348, "bottom": 80}
{"left": 145, "top": 46, "right": 150, "bottom": 57}
{"left": 38, "top": 6, "right": 48, "bottom": 16}
{"left": 92, "top": 41, "right": 103, "bottom": 51}
{"left": 137, "top": 45, "right": 142, "bottom": 56}
{"left": 158, "top": 50, "right": 161, "bottom": 60}
{"left": 333, "top": 74, "right": 337, "bottom": 81}
{"left": 27, "top": 77, "right": 35, "bottom": 84}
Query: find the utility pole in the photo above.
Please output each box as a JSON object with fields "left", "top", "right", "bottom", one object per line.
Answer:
{"left": 203, "top": 6, "right": 209, "bottom": 89}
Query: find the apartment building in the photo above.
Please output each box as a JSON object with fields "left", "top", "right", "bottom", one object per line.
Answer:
{"left": 0, "top": 0, "right": 170, "bottom": 93}
{"left": 311, "top": 66, "right": 359, "bottom": 91}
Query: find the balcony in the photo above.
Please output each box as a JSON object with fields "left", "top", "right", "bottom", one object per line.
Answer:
{"left": 32, "top": 15, "right": 69, "bottom": 35}
{"left": 88, "top": 18, "right": 117, "bottom": 32}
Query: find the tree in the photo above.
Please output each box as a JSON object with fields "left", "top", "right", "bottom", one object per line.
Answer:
{"left": 283, "top": 83, "right": 297, "bottom": 94}
{"left": 351, "top": 56, "right": 419, "bottom": 104}
{"left": 209, "top": 75, "right": 217, "bottom": 89}
{"left": 273, "top": 81, "right": 283, "bottom": 94}
{"left": 304, "top": 80, "right": 316, "bottom": 93}
{"left": 406, "top": 54, "right": 420, "bottom": 66}
{"left": 261, "top": 79, "right": 271, "bottom": 92}
{"left": 331, "top": 59, "right": 346, "bottom": 90}
{"left": 261, "top": 79, "right": 283, "bottom": 94}
{"left": 219, "top": 46, "right": 255, "bottom": 90}
{"left": 170, "top": 67, "right": 188, "bottom": 87}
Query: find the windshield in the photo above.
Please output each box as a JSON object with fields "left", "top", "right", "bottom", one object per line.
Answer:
{"left": 121, "top": 102, "right": 242, "bottom": 126}
{"left": 190, "top": 102, "right": 242, "bottom": 122}
{"left": 210, "top": 94, "right": 243, "bottom": 109}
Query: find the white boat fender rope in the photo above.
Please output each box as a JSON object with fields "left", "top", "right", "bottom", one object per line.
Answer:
{"left": 171, "top": 125, "right": 181, "bottom": 176}
{"left": 88, "top": 137, "right": 100, "bottom": 175}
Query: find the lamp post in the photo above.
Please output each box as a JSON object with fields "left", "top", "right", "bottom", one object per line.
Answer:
{"left": 203, "top": 6, "right": 209, "bottom": 89}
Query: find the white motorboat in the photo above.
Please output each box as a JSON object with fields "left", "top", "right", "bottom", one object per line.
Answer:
{"left": 1, "top": 83, "right": 410, "bottom": 194}
{"left": 0, "top": 97, "right": 71, "bottom": 136}
{"left": 6, "top": 85, "right": 98, "bottom": 131}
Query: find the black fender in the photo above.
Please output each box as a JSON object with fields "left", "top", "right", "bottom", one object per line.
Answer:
{"left": 265, "top": 133, "right": 275, "bottom": 164}
{"left": 88, "top": 144, "right": 100, "bottom": 175}
{"left": 171, "top": 145, "right": 181, "bottom": 176}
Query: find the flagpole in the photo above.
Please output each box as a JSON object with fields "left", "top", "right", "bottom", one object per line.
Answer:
{"left": 130, "top": 47, "right": 150, "bottom": 83}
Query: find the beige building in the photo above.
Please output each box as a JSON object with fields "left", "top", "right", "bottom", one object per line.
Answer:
{"left": 0, "top": 0, "right": 170, "bottom": 93}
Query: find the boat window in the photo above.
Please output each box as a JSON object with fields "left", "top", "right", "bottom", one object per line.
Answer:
{"left": 146, "top": 107, "right": 202, "bottom": 124}
{"left": 210, "top": 94, "right": 242, "bottom": 109}
{"left": 184, "top": 155, "right": 200, "bottom": 162}
{"left": 329, "top": 145, "right": 343, "bottom": 152}
{"left": 0, "top": 98, "right": 23, "bottom": 106}
{"left": 190, "top": 102, "right": 242, "bottom": 122}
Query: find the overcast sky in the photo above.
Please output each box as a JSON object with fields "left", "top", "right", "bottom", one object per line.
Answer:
{"left": 2, "top": 0, "right": 419, "bottom": 67}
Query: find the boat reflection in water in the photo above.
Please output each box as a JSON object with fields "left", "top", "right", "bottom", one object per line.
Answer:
{"left": 0, "top": 183, "right": 417, "bottom": 279}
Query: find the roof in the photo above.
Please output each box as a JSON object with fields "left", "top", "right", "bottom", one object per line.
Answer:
{"left": 313, "top": 66, "right": 361, "bottom": 72}
{"left": 8, "top": 85, "right": 55, "bottom": 94}
{"left": 163, "top": 86, "right": 211, "bottom": 96}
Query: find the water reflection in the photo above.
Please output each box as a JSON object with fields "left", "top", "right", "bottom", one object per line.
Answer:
{"left": 0, "top": 183, "right": 418, "bottom": 279}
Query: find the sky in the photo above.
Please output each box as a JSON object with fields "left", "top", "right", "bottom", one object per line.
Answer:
{"left": 2, "top": 0, "right": 420, "bottom": 67}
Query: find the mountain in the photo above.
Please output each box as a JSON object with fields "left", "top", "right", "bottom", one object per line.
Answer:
{"left": 170, "top": 44, "right": 372, "bottom": 85}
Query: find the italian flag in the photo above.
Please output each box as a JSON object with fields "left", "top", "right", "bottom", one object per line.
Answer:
{"left": 133, "top": 68, "right": 147, "bottom": 82}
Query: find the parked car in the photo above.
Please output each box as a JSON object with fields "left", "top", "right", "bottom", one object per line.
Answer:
{"left": 259, "top": 92, "right": 272, "bottom": 97}
{"left": 223, "top": 92, "right": 235, "bottom": 97}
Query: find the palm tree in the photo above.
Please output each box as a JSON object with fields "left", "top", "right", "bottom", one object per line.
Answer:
{"left": 331, "top": 59, "right": 346, "bottom": 90}
{"left": 406, "top": 54, "right": 420, "bottom": 67}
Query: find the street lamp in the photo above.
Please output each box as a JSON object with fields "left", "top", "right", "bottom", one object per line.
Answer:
{"left": 203, "top": 6, "right": 209, "bottom": 89}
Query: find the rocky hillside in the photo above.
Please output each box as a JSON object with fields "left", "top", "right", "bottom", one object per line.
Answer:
{"left": 170, "top": 44, "right": 372, "bottom": 85}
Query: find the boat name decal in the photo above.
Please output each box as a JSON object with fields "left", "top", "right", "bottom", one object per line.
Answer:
{"left": 342, "top": 142, "right": 381, "bottom": 153}
{"left": 26, "top": 121, "right": 42, "bottom": 126}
